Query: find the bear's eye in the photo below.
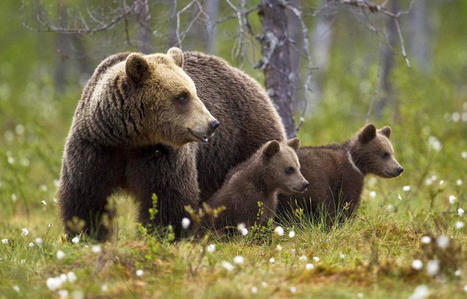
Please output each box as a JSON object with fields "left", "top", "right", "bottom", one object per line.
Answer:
{"left": 382, "top": 152, "right": 390, "bottom": 159}
{"left": 285, "top": 167, "right": 295, "bottom": 175}
{"left": 177, "top": 92, "right": 190, "bottom": 105}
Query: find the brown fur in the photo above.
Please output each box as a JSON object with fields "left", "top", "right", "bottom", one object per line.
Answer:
{"left": 58, "top": 49, "right": 286, "bottom": 241}
{"left": 205, "top": 139, "right": 308, "bottom": 231}
{"left": 276, "top": 124, "right": 403, "bottom": 223}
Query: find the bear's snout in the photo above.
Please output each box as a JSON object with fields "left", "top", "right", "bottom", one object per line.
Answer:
{"left": 208, "top": 120, "right": 220, "bottom": 135}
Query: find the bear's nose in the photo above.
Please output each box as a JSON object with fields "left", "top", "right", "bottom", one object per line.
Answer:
{"left": 302, "top": 181, "right": 310, "bottom": 191}
{"left": 209, "top": 120, "right": 220, "bottom": 131}
{"left": 397, "top": 166, "right": 404, "bottom": 174}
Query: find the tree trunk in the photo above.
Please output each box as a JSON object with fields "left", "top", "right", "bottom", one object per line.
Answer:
{"left": 257, "top": 0, "right": 296, "bottom": 138}
{"left": 167, "top": 0, "right": 178, "bottom": 48}
{"left": 375, "top": 0, "right": 398, "bottom": 119}
{"left": 288, "top": 0, "right": 303, "bottom": 111}
{"left": 409, "top": 0, "right": 432, "bottom": 73}
{"left": 135, "top": 0, "right": 152, "bottom": 53}
{"left": 54, "top": 0, "right": 69, "bottom": 96}
{"left": 206, "top": 0, "right": 219, "bottom": 54}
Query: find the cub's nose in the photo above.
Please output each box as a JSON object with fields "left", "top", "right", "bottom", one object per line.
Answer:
{"left": 302, "top": 181, "right": 310, "bottom": 191}
{"left": 397, "top": 166, "right": 404, "bottom": 174}
{"left": 208, "top": 120, "right": 220, "bottom": 134}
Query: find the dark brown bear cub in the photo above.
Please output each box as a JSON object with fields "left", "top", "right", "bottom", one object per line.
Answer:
{"left": 276, "top": 124, "right": 403, "bottom": 223}
{"left": 204, "top": 138, "right": 309, "bottom": 231}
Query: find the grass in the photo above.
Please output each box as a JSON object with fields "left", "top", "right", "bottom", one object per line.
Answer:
{"left": 0, "top": 63, "right": 466, "bottom": 298}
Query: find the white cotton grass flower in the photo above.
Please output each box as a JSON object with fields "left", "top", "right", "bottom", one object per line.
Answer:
{"left": 369, "top": 191, "right": 376, "bottom": 198}
{"left": 339, "top": 253, "right": 345, "bottom": 259}
{"left": 425, "top": 178, "right": 434, "bottom": 186}
{"left": 458, "top": 208, "right": 464, "bottom": 216}
{"left": 462, "top": 151, "right": 467, "bottom": 159}
{"left": 426, "top": 260, "right": 440, "bottom": 276}
{"left": 261, "top": 281, "right": 268, "bottom": 287}
{"left": 206, "top": 244, "right": 216, "bottom": 253}
{"left": 409, "top": 285, "right": 429, "bottom": 299}
{"left": 305, "top": 263, "right": 314, "bottom": 270}
{"left": 276, "top": 244, "right": 282, "bottom": 251}
{"left": 386, "top": 204, "right": 395, "bottom": 212}
{"left": 67, "top": 271, "right": 77, "bottom": 283}
{"left": 313, "top": 256, "right": 320, "bottom": 262}
{"left": 101, "top": 284, "right": 108, "bottom": 292}
{"left": 436, "top": 235, "right": 450, "bottom": 249}
{"left": 402, "top": 185, "right": 411, "bottom": 192}
{"left": 233, "top": 256, "right": 244, "bottom": 265}
{"left": 237, "top": 223, "right": 248, "bottom": 236}
{"left": 452, "top": 112, "right": 460, "bottom": 122}
{"left": 91, "top": 245, "right": 101, "bottom": 253}
{"left": 21, "top": 228, "right": 29, "bottom": 236}
{"left": 439, "top": 180, "right": 445, "bottom": 186}
{"left": 464, "top": 284, "right": 467, "bottom": 293}
{"left": 71, "top": 236, "right": 80, "bottom": 244}
{"left": 58, "top": 290, "right": 69, "bottom": 298}
{"left": 20, "top": 259, "right": 25, "bottom": 264}
{"left": 274, "top": 226, "right": 284, "bottom": 236}
{"left": 221, "top": 261, "right": 234, "bottom": 271}
{"left": 288, "top": 230, "right": 296, "bottom": 238}
{"left": 40, "top": 185, "right": 47, "bottom": 192}
{"left": 449, "top": 195, "right": 456, "bottom": 204}
{"left": 455, "top": 221, "right": 464, "bottom": 229}
{"left": 35, "top": 237, "right": 43, "bottom": 246}
{"left": 412, "top": 259, "right": 423, "bottom": 270}
{"left": 357, "top": 293, "right": 364, "bottom": 298}
{"left": 457, "top": 179, "right": 463, "bottom": 186}
{"left": 7, "top": 156, "right": 15, "bottom": 165}
{"left": 11, "top": 194, "right": 17, "bottom": 202}
{"left": 455, "top": 269, "right": 461, "bottom": 277}
{"left": 251, "top": 286, "right": 258, "bottom": 294}
{"left": 136, "top": 269, "right": 144, "bottom": 277}
{"left": 2, "top": 239, "right": 8, "bottom": 244}
{"left": 56, "top": 250, "right": 65, "bottom": 260}
{"left": 269, "top": 257, "right": 275, "bottom": 264}
{"left": 13, "top": 285, "right": 20, "bottom": 292}
{"left": 428, "top": 136, "right": 442, "bottom": 151}
{"left": 397, "top": 193, "right": 402, "bottom": 201}
{"left": 299, "top": 255, "right": 307, "bottom": 261}
{"left": 290, "top": 286, "right": 297, "bottom": 293}
{"left": 181, "top": 217, "right": 191, "bottom": 229}
{"left": 41, "top": 200, "right": 47, "bottom": 206}
{"left": 46, "top": 277, "right": 63, "bottom": 291}
{"left": 421, "top": 236, "right": 431, "bottom": 244}
{"left": 28, "top": 242, "right": 34, "bottom": 247}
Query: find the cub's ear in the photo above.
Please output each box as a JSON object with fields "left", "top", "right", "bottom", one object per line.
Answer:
{"left": 167, "top": 47, "right": 184, "bottom": 68}
{"left": 358, "top": 124, "right": 377, "bottom": 144}
{"left": 125, "top": 53, "right": 149, "bottom": 83}
{"left": 287, "top": 137, "right": 300, "bottom": 152}
{"left": 263, "top": 140, "right": 280, "bottom": 158}
{"left": 378, "top": 126, "right": 391, "bottom": 138}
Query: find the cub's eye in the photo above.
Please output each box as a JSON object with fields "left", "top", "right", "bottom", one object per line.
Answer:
{"left": 382, "top": 152, "right": 390, "bottom": 159}
{"left": 285, "top": 167, "right": 295, "bottom": 175}
{"left": 177, "top": 92, "right": 190, "bottom": 104}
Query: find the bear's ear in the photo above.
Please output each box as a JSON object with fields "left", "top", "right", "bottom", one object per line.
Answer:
{"left": 125, "top": 53, "right": 150, "bottom": 83}
{"left": 263, "top": 140, "right": 280, "bottom": 158}
{"left": 287, "top": 138, "right": 300, "bottom": 152}
{"left": 167, "top": 47, "right": 184, "bottom": 68}
{"left": 358, "top": 124, "right": 377, "bottom": 144}
{"left": 378, "top": 126, "right": 391, "bottom": 138}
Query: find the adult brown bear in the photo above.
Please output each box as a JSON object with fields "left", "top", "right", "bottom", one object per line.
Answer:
{"left": 57, "top": 48, "right": 286, "bottom": 240}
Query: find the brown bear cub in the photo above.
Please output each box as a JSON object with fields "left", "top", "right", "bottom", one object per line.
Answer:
{"left": 276, "top": 124, "right": 403, "bottom": 223}
{"left": 204, "top": 138, "right": 309, "bottom": 231}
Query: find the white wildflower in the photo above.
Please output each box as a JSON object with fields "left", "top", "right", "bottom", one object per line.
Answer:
{"left": 28, "top": 242, "right": 34, "bottom": 247}
{"left": 269, "top": 257, "right": 275, "bottom": 264}
{"left": 251, "top": 286, "right": 258, "bottom": 294}
{"left": 288, "top": 230, "right": 296, "bottom": 238}
{"left": 274, "top": 226, "right": 284, "bottom": 236}
{"left": 402, "top": 185, "right": 411, "bottom": 192}
{"left": 455, "top": 269, "right": 461, "bottom": 277}
{"left": 458, "top": 208, "right": 464, "bottom": 216}
{"left": 305, "top": 263, "right": 314, "bottom": 270}
{"left": 20, "top": 158, "right": 30, "bottom": 167}
{"left": 299, "top": 255, "right": 307, "bottom": 261}
{"left": 290, "top": 286, "right": 297, "bottom": 293}
{"left": 368, "top": 177, "right": 377, "bottom": 186}
{"left": 46, "top": 277, "right": 64, "bottom": 291}
{"left": 7, "top": 156, "right": 15, "bottom": 165}
{"left": 425, "top": 178, "right": 433, "bottom": 186}
{"left": 101, "top": 284, "right": 108, "bottom": 292}
{"left": 439, "top": 180, "right": 445, "bottom": 185}
{"left": 240, "top": 227, "right": 248, "bottom": 236}
{"left": 290, "top": 248, "right": 296, "bottom": 254}
{"left": 455, "top": 221, "right": 464, "bottom": 229}
{"left": 421, "top": 236, "right": 431, "bottom": 244}
{"left": 13, "top": 285, "right": 20, "bottom": 292}
{"left": 357, "top": 293, "right": 364, "bottom": 298}
{"left": 91, "top": 245, "right": 101, "bottom": 253}
{"left": 20, "top": 259, "right": 25, "bottom": 264}
{"left": 276, "top": 244, "right": 282, "bottom": 251}
{"left": 313, "top": 256, "right": 320, "bottom": 262}
{"left": 1, "top": 239, "right": 8, "bottom": 244}
{"left": 41, "top": 200, "right": 47, "bottom": 206}
{"left": 386, "top": 204, "right": 395, "bottom": 211}
{"left": 35, "top": 237, "right": 43, "bottom": 246}
{"left": 136, "top": 269, "right": 144, "bottom": 277}
{"left": 457, "top": 179, "right": 463, "bottom": 186}
{"left": 464, "top": 285, "right": 467, "bottom": 293}
{"left": 409, "top": 285, "right": 429, "bottom": 299}
{"left": 56, "top": 250, "right": 65, "bottom": 260}
{"left": 206, "top": 244, "right": 216, "bottom": 253}
{"left": 426, "top": 260, "right": 439, "bottom": 276}
{"left": 369, "top": 191, "right": 376, "bottom": 198}
{"left": 428, "top": 136, "right": 442, "bottom": 151}
{"left": 181, "top": 217, "right": 190, "bottom": 229}
{"left": 452, "top": 112, "right": 460, "bottom": 122}
{"left": 340, "top": 253, "right": 345, "bottom": 259}
{"left": 71, "top": 236, "right": 80, "bottom": 244}
{"left": 40, "top": 185, "right": 48, "bottom": 192}
{"left": 58, "top": 290, "right": 68, "bottom": 298}
{"left": 15, "top": 124, "right": 24, "bottom": 135}
{"left": 412, "top": 259, "right": 423, "bottom": 270}
{"left": 261, "top": 281, "right": 268, "bottom": 287}
{"left": 21, "top": 228, "right": 29, "bottom": 236}
{"left": 449, "top": 195, "right": 456, "bottom": 204}
{"left": 67, "top": 271, "right": 77, "bottom": 283}
{"left": 233, "top": 256, "right": 244, "bottom": 265}
{"left": 221, "top": 261, "right": 234, "bottom": 271}
{"left": 436, "top": 235, "right": 449, "bottom": 249}
{"left": 11, "top": 194, "right": 17, "bottom": 202}
{"left": 397, "top": 193, "right": 402, "bottom": 201}
{"left": 462, "top": 151, "right": 467, "bottom": 159}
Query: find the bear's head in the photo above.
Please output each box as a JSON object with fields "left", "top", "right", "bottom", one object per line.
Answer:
{"left": 262, "top": 138, "right": 309, "bottom": 195}
{"left": 125, "top": 47, "right": 219, "bottom": 147}
{"left": 350, "top": 124, "right": 404, "bottom": 178}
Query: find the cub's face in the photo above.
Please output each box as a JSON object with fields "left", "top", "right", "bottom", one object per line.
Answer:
{"left": 353, "top": 124, "right": 404, "bottom": 178}
{"left": 263, "top": 139, "right": 309, "bottom": 195}
{"left": 125, "top": 48, "right": 219, "bottom": 147}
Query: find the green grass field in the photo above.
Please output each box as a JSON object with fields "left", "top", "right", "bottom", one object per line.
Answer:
{"left": 0, "top": 64, "right": 465, "bottom": 298}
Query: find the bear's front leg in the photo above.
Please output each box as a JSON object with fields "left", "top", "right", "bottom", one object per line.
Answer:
{"left": 58, "top": 138, "right": 125, "bottom": 241}
{"left": 127, "top": 144, "right": 199, "bottom": 238}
